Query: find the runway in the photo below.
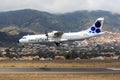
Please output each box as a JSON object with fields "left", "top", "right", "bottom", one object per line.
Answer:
{"left": 0, "top": 67, "right": 120, "bottom": 74}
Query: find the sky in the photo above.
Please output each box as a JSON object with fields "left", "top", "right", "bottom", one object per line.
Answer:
{"left": 0, "top": 0, "right": 119, "bottom": 13}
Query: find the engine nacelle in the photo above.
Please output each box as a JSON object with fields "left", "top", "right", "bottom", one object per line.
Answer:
{"left": 48, "top": 31, "right": 60, "bottom": 38}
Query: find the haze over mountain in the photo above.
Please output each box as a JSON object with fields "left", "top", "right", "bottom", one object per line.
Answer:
{"left": 0, "top": 9, "right": 120, "bottom": 34}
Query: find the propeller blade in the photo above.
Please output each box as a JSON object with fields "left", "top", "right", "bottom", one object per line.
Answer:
{"left": 45, "top": 30, "right": 48, "bottom": 40}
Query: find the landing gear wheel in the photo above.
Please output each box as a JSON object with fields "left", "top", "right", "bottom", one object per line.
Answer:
{"left": 55, "top": 42, "right": 61, "bottom": 46}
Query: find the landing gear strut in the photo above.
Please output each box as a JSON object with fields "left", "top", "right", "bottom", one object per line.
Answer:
{"left": 55, "top": 42, "right": 61, "bottom": 46}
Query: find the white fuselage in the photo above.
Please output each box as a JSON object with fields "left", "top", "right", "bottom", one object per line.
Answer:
{"left": 19, "top": 30, "right": 103, "bottom": 44}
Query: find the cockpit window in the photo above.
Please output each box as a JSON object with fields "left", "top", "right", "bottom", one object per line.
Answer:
{"left": 22, "top": 36, "right": 26, "bottom": 39}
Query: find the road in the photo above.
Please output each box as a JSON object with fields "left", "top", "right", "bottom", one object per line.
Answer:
{"left": 0, "top": 67, "right": 120, "bottom": 74}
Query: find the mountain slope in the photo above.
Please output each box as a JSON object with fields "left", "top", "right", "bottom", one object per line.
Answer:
{"left": 0, "top": 9, "right": 120, "bottom": 46}
{"left": 0, "top": 9, "right": 120, "bottom": 33}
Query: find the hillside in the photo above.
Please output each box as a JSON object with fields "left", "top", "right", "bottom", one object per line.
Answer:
{"left": 0, "top": 9, "right": 120, "bottom": 46}
{"left": 0, "top": 9, "right": 120, "bottom": 33}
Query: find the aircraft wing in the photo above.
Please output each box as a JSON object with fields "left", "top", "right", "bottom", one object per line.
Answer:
{"left": 54, "top": 31, "right": 64, "bottom": 38}
{"left": 49, "top": 31, "right": 64, "bottom": 38}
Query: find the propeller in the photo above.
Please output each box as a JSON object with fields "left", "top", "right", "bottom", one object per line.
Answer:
{"left": 45, "top": 30, "right": 48, "bottom": 40}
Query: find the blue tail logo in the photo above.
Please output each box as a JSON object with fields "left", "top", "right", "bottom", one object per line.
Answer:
{"left": 89, "top": 18, "right": 104, "bottom": 34}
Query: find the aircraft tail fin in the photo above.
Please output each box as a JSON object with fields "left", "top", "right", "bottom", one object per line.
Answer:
{"left": 88, "top": 17, "right": 104, "bottom": 34}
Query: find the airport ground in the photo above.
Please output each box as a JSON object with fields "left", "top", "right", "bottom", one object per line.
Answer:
{"left": 0, "top": 59, "right": 120, "bottom": 68}
{"left": 0, "top": 73, "right": 119, "bottom": 80}
{"left": 0, "top": 60, "right": 119, "bottom": 80}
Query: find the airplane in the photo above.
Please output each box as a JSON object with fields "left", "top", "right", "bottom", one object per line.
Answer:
{"left": 18, "top": 17, "right": 105, "bottom": 46}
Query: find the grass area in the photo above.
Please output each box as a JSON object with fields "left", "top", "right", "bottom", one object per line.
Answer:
{"left": 0, "top": 60, "right": 119, "bottom": 80}
{"left": 0, "top": 60, "right": 119, "bottom": 68}
{"left": 0, "top": 73, "right": 119, "bottom": 80}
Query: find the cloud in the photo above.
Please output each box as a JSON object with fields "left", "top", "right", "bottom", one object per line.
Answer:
{"left": 0, "top": 0, "right": 120, "bottom": 13}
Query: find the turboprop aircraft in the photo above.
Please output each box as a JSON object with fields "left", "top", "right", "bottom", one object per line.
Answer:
{"left": 18, "top": 17, "right": 105, "bottom": 46}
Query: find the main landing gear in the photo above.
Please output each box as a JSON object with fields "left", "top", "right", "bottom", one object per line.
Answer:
{"left": 55, "top": 42, "right": 61, "bottom": 46}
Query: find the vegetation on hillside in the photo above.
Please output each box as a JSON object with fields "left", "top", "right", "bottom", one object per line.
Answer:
{"left": 0, "top": 9, "right": 120, "bottom": 33}
{"left": 0, "top": 9, "right": 120, "bottom": 46}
